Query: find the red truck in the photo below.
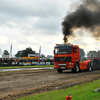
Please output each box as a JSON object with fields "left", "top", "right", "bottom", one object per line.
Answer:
{"left": 53, "top": 43, "right": 93, "bottom": 73}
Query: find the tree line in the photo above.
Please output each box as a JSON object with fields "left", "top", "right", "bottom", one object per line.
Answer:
{"left": 2, "top": 47, "right": 52, "bottom": 58}
{"left": 2, "top": 47, "right": 100, "bottom": 58}
{"left": 3, "top": 47, "right": 36, "bottom": 57}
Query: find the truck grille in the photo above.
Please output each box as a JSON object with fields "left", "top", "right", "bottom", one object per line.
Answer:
{"left": 54, "top": 57, "right": 71, "bottom": 62}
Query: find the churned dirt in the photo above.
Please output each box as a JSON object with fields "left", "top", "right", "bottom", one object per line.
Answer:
{"left": 0, "top": 68, "right": 100, "bottom": 100}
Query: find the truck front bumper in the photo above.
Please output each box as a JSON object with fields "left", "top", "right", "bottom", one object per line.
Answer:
{"left": 54, "top": 63, "right": 74, "bottom": 69}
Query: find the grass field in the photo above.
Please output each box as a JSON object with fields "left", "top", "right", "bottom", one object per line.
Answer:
{"left": 0, "top": 65, "right": 54, "bottom": 69}
{"left": 17, "top": 79, "right": 100, "bottom": 100}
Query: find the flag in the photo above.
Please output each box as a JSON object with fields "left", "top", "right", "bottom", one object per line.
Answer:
{"left": 10, "top": 43, "right": 12, "bottom": 56}
{"left": 39, "top": 46, "right": 41, "bottom": 55}
{"left": 0, "top": 49, "right": 2, "bottom": 55}
{"left": 0, "top": 49, "right": 2, "bottom": 57}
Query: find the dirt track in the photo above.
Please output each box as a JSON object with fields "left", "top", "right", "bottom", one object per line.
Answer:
{"left": 0, "top": 68, "right": 100, "bottom": 100}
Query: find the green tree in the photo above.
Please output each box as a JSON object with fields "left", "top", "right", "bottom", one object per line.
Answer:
{"left": 15, "top": 47, "right": 36, "bottom": 57}
{"left": 40, "top": 54, "right": 45, "bottom": 58}
{"left": 3, "top": 50, "right": 9, "bottom": 55}
{"left": 47, "top": 55, "right": 52, "bottom": 57}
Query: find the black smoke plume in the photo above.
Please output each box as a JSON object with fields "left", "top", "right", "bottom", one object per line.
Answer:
{"left": 62, "top": 0, "right": 100, "bottom": 43}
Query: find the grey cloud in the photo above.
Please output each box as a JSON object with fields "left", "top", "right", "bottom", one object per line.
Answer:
{"left": 0, "top": 0, "right": 62, "bottom": 18}
{"left": 73, "top": 39, "right": 88, "bottom": 46}
{"left": 0, "top": 0, "right": 67, "bottom": 30}
{"left": 0, "top": 0, "right": 71, "bottom": 36}
{"left": 34, "top": 17, "right": 61, "bottom": 32}
{"left": 0, "top": 13, "right": 12, "bottom": 23}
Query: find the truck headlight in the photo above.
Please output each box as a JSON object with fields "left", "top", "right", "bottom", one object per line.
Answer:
{"left": 69, "top": 63, "right": 74, "bottom": 65}
{"left": 69, "top": 63, "right": 72, "bottom": 65}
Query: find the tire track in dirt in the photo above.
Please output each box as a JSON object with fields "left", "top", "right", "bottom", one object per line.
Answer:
{"left": 0, "top": 69, "right": 100, "bottom": 100}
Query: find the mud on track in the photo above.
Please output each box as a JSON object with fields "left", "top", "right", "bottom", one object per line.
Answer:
{"left": 0, "top": 69, "right": 100, "bottom": 100}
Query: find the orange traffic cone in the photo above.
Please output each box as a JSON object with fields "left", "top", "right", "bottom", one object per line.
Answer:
{"left": 66, "top": 92, "right": 72, "bottom": 100}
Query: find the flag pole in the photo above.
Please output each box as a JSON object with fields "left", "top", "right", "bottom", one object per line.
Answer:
{"left": 39, "top": 46, "right": 41, "bottom": 56}
{"left": 10, "top": 43, "right": 12, "bottom": 58}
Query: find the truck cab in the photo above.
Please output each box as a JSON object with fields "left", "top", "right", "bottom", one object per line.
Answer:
{"left": 54, "top": 43, "right": 80, "bottom": 73}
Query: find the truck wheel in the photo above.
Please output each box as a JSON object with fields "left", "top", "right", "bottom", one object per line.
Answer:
{"left": 75, "top": 63, "right": 79, "bottom": 73}
{"left": 57, "top": 69, "right": 62, "bottom": 73}
{"left": 87, "top": 62, "right": 92, "bottom": 71}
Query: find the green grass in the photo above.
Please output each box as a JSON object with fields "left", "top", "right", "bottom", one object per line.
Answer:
{"left": 0, "top": 65, "right": 54, "bottom": 69}
{"left": 17, "top": 79, "right": 100, "bottom": 100}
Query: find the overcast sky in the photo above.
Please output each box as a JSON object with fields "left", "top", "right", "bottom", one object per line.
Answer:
{"left": 0, "top": 0, "right": 100, "bottom": 56}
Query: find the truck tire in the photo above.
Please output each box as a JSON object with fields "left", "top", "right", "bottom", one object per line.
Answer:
{"left": 57, "top": 69, "right": 62, "bottom": 73}
{"left": 74, "top": 63, "right": 79, "bottom": 73}
{"left": 87, "top": 62, "right": 92, "bottom": 71}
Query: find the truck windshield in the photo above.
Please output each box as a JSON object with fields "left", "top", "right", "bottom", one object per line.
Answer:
{"left": 54, "top": 46, "right": 72, "bottom": 54}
